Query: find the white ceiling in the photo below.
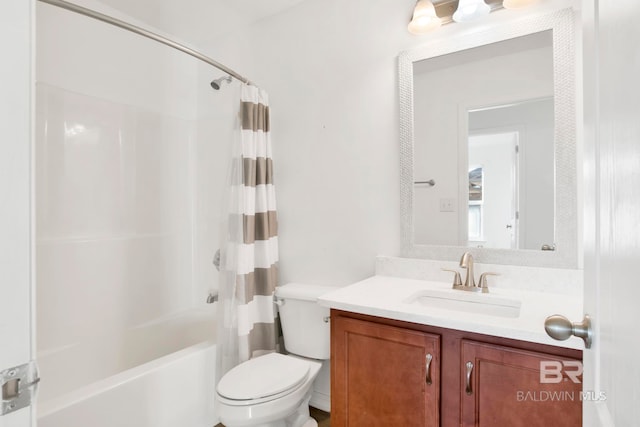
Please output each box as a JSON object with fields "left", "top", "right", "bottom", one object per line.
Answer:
{"left": 96, "top": 0, "right": 307, "bottom": 45}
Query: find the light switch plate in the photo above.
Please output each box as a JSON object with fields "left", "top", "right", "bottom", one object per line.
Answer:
{"left": 439, "top": 198, "right": 456, "bottom": 212}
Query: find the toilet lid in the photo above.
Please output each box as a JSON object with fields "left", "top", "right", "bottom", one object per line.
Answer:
{"left": 217, "top": 353, "right": 310, "bottom": 401}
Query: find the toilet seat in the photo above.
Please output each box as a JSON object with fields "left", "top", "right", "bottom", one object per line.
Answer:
{"left": 217, "top": 353, "right": 311, "bottom": 406}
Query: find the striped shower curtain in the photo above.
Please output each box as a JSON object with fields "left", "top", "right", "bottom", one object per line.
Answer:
{"left": 216, "top": 84, "right": 279, "bottom": 380}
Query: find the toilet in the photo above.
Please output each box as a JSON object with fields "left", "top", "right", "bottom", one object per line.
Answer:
{"left": 216, "top": 283, "right": 334, "bottom": 427}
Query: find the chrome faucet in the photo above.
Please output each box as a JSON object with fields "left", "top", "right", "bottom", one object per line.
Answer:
{"left": 459, "top": 252, "right": 475, "bottom": 288}
{"left": 441, "top": 252, "right": 499, "bottom": 293}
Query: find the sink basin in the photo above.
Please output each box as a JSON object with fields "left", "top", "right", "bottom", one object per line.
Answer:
{"left": 404, "top": 288, "right": 522, "bottom": 318}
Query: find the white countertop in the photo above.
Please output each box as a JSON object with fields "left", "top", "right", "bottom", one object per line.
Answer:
{"left": 318, "top": 275, "right": 584, "bottom": 350}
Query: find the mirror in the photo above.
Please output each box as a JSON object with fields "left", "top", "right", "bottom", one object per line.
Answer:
{"left": 399, "top": 9, "right": 578, "bottom": 268}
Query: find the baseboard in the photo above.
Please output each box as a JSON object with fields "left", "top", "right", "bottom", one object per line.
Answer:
{"left": 310, "top": 391, "right": 330, "bottom": 412}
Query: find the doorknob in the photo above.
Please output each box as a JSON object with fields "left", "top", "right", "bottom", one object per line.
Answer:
{"left": 544, "top": 314, "right": 592, "bottom": 349}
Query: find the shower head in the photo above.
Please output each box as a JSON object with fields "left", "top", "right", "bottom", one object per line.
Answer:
{"left": 210, "top": 75, "right": 232, "bottom": 90}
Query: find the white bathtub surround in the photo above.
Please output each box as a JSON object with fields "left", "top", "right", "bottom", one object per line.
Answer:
{"left": 38, "top": 309, "right": 218, "bottom": 427}
{"left": 375, "top": 255, "right": 583, "bottom": 296}
{"left": 217, "top": 84, "right": 280, "bottom": 382}
{"left": 318, "top": 275, "right": 584, "bottom": 350}
{"left": 36, "top": 84, "right": 196, "bottom": 352}
{"left": 35, "top": 11, "right": 212, "bottom": 423}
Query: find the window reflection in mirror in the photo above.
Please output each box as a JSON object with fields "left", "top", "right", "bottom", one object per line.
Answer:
{"left": 468, "top": 166, "right": 483, "bottom": 242}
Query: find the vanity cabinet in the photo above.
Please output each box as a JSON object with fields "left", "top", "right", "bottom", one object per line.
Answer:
{"left": 331, "top": 316, "right": 440, "bottom": 427}
{"left": 330, "top": 310, "right": 582, "bottom": 427}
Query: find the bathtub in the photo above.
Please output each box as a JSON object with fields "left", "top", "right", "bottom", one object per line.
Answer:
{"left": 37, "top": 308, "right": 218, "bottom": 427}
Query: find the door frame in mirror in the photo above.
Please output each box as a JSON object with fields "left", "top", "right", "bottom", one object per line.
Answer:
{"left": 399, "top": 8, "right": 578, "bottom": 268}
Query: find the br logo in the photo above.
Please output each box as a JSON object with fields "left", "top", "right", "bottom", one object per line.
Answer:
{"left": 540, "top": 361, "right": 583, "bottom": 384}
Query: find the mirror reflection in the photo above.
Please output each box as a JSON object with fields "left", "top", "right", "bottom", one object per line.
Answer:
{"left": 467, "top": 99, "right": 554, "bottom": 249}
{"left": 412, "top": 30, "right": 555, "bottom": 250}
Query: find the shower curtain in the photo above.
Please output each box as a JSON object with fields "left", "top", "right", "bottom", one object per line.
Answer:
{"left": 216, "top": 84, "right": 279, "bottom": 381}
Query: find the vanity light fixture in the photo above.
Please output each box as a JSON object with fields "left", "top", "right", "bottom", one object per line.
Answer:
{"left": 408, "top": 0, "right": 442, "bottom": 35}
{"left": 408, "top": 0, "right": 538, "bottom": 35}
{"left": 452, "top": 0, "right": 490, "bottom": 23}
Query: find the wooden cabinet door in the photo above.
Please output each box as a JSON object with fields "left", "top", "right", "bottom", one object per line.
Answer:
{"left": 461, "top": 340, "right": 582, "bottom": 427}
{"left": 331, "top": 316, "right": 440, "bottom": 427}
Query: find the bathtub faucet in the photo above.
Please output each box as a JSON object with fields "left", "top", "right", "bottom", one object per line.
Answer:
{"left": 206, "top": 292, "right": 218, "bottom": 304}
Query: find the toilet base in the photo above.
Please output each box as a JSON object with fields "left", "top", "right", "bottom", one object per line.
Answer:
{"left": 220, "top": 396, "right": 317, "bottom": 427}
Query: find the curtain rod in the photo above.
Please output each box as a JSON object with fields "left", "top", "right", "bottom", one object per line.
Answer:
{"left": 38, "top": 0, "right": 254, "bottom": 86}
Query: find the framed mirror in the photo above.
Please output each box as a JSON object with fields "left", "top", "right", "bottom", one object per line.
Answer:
{"left": 399, "top": 9, "right": 578, "bottom": 268}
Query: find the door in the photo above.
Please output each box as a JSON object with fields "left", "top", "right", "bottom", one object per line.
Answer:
{"left": 1, "top": 0, "right": 35, "bottom": 426}
{"left": 581, "top": 0, "right": 640, "bottom": 425}
{"left": 331, "top": 315, "right": 440, "bottom": 427}
{"left": 461, "top": 340, "right": 581, "bottom": 427}
{"left": 468, "top": 131, "right": 519, "bottom": 249}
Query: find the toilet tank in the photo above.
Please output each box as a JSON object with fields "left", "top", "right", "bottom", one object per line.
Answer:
{"left": 275, "top": 283, "right": 335, "bottom": 360}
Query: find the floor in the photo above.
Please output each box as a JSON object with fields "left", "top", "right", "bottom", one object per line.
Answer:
{"left": 310, "top": 407, "right": 330, "bottom": 427}
{"left": 215, "top": 407, "right": 330, "bottom": 427}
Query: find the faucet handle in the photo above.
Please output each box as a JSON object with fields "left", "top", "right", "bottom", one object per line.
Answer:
{"left": 441, "top": 268, "right": 463, "bottom": 287}
{"left": 478, "top": 272, "right": 499, "bottom": 293}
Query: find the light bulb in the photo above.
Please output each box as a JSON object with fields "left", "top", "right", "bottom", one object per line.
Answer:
{"left": 453, "top": 0, "right": 490, "bottom": 23}
{"left": 408, "top": 0, "right": 441, "bottom": 35}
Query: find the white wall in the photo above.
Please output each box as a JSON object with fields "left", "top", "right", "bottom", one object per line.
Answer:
{"left": 198, "top": 0, "right": 415, "bottom": 287}
{"left": 36, "top": 0, "right": 202, "bottom": 359}
{"left": 198, "top": 0, "right": 578, "bottom": 287}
